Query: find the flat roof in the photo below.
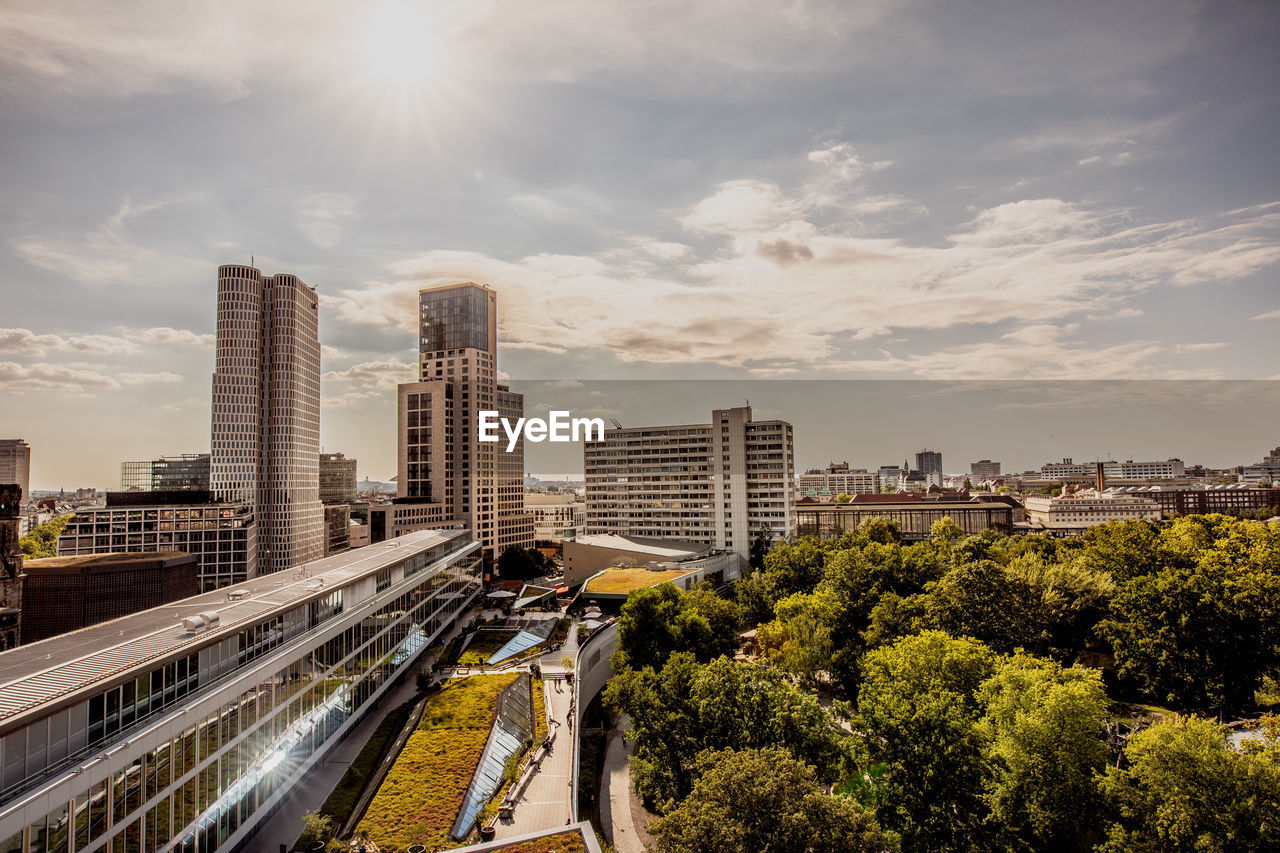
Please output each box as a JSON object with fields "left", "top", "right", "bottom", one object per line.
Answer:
{"left": 0, "top": 529, "right": 470, "bottom": 728}
{"left": 22, "top": 551, "right": 196, "bottom": 570}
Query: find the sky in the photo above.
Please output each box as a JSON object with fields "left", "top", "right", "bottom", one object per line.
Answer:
{"left": 1, "top": 0, "right": 1278, "bottom": 488}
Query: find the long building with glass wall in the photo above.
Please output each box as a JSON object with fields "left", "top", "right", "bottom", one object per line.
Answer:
{"left": 0, "top": 528, "right": 481, "bottom": 853}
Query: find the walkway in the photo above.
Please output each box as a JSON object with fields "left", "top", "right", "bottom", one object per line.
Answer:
{"left": 599, "top": 724, "right": 653, "bottom": 853}
{"left": 489, "top": 618, "right": 581, "bottom": 839}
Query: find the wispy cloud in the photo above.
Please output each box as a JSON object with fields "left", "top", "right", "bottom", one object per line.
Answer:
{"left": 0, "top": 326, "right": 212, "bottom": 357}
{"left": 1251, "top": 309, "right": 1280, "bottom": 321}
{"left": 0, "top": 361, "right": 184, "bottom": 392}
{"left": 297, "top": 192, "right": 359, "bottom": 250}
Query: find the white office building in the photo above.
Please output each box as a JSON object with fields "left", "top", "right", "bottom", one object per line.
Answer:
{"left": 796, "top": 464, "right": 879, "bottom": 500}
{"left": 584, "top": 406, "right": 794, "bottom": 561}
{"left": 1023, "top": 487, "right": 1161, "bottom": 533}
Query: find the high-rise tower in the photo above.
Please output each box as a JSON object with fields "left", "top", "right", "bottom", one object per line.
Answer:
{"left": 211, "top": 264, "right": 324, "bottom": 575}
{"left": 397, "top": 283, "right": 533, "bottom": 561}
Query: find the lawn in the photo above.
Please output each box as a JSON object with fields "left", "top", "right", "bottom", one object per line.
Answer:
{"left": 489, "top": 830, "right": 589, "bottom": 853}
{"left": 357, "top": 673, "right": 520, "bottom": 852}
{"left": 457, "top": 631, "right": 520, "bottom": 666}
{"left": 583, "top": 568, "right": 693, "bottom": 594}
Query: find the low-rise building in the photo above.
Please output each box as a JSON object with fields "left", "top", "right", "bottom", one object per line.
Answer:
{"left": 1242, "top": 446, "right": 1280, "bottom": 484}
{"left": 1104, "top": 483, "right": 1280, "bottom": 517}
{"left": 970, "top": 459, "right": 1002, "bottom": 479}
{"left": 796, "top": 462, "right": 879, "bottom": 501}
{"left": 55, "top": 491, "right": 255, "bottom": 591}
{"left": 527, "top": 494, "right": 585, "bottom": 542}
{"left": 796, "top": 494, "right": 1014, "bottom": 540}
{"left": 1022, "top": 487, "right": 1161, "bottom": 533}
{"left": 19, "top": 552, "right": 200, "bottom": 644}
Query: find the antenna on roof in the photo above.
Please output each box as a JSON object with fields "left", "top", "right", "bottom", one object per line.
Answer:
{"left": 610, "top": 418, "right": 623, "bottom": 430}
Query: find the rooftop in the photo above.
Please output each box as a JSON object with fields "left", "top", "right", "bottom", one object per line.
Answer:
{"left": 0, "top": 529, "right": 469, "bottom": 729}
{"left": 22, "top": 551, "right": 196, "bottom": 571}
{"left": 583, "top": 567, "right": 695, "bottom": 594}
{"left": 570, "top": 534, "right": 709, "bottom": 558}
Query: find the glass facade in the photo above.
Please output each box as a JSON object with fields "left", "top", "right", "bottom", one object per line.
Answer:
{"left": 0, "top": 538, "right": 481, "bottom": 853}
{"left": 418, "top": 286, "right": 490, "bottom": 354}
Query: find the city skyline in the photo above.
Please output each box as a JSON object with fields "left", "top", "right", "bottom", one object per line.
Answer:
{"left": 3, "top": 1, "right": 1280, "bottom": 487}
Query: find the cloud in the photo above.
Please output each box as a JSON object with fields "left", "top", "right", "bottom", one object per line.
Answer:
{"left": 297, "top": 192, "right": 359, "bottom": 250}
{"left": 11, "top": 196, "right": 202, "bottom": 286}
{"left": 323, "top": 143, "right": 1280, "bottom": 378}
{"left": 1175, "top": 342, "right": 1227, "bottom": 353}
{"left": 0, "top": 361, "right": 193, "bottom": 393}
{"left": 0, "top": 326, "right": 212, "bottom": 356}
{"left": 322, "top": 358, "right": 416, "bottom": 390}
{"left": 1251, "top": 309, "right": 1280, "bottom": 321}
{"left": 118, "top": 371, "right": 183, "bottom": 384}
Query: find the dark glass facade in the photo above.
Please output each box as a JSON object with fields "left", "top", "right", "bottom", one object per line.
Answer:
{"left": 418, "top": 286, "right": 490, "bottom": 354}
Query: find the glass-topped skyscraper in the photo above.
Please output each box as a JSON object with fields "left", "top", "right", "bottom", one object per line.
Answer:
{"left": 398, "top": 283, "right": 533, "bottom": 561}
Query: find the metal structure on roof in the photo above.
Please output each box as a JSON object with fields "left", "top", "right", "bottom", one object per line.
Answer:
{"left": 486, "top": 618, "right": 558, "bottom": 666}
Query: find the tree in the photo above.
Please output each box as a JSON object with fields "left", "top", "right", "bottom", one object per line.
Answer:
{"left": 606, "top": 656, "right": 853, "bottom": 809}
{"left": 978, "top": 653, "right": 1109, "bottom": 852}
{"left": 929, "top": 516, "right": 963, "bottom": 543}
{"left": 749, "top": 525, "right": 774, "bottom": 571}
{"left": 857, "top": 631, "right": 998, "bottom": 853}
{"left": 652, "top": 748, "right": 898, "bottom": 853}
{"left": 925, "top": 559, "right": 1042, "bottom": 654}
{"left": 1098, "top": 715, "right": 1280, "bottom": 853}
{"left": 836, "top": 492, "right": 854, "bottom": 504}
{"left": 761, "top": 538, "right": 828, "bottom": 600}
{"left": 496, "top": 545, "right": 543, "bottom": 580}
{"left": 299, "top": 810, "right": 333, "bottom": 850}
{"left": 19, "top": 514, "right": 72, "bottom": 559}
{"left": 1098, "top": 550, "right": 1280, "bottom": 714}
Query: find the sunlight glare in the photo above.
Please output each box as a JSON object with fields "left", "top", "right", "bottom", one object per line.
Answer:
{"left": 366, "top": 2, "right": 439, "bottom": 87}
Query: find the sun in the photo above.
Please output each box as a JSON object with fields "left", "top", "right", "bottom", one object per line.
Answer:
{"left": 365, "top": 2, "right": 440, "bottom": 87}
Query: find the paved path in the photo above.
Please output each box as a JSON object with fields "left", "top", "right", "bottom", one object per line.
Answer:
{"left": 600, "top": 723, "right": 653, "bottom": 853}
{"left": 488, "top": 617, "right": 581, "bottom": 840}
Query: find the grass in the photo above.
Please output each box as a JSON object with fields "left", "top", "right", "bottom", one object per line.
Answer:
{"left": 487, "top": 830, "right": 589, "bottom": 853}
{"left": 836, "top": 763, "right": 889, "bottom": 806}
{"left": 584, "top": 568, "right": 693, "bottom": 594}
{"left": 357, "top": 674, "right": 519, "bottom": 852}
{"left": 294, "top": 695, "right": 419, "bottom": 849}
{"left": 457, "top": 631, "right": 521, "bottom": 666}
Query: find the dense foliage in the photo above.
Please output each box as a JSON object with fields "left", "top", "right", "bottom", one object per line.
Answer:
{"left": 604, "top": 514, "right": 1280, "bottom": 853}
{"left": 18, "top": 513, "right": 71, "bottom": 558}
{"left": 496, "top": 545, "right": 554, "bottom": 580}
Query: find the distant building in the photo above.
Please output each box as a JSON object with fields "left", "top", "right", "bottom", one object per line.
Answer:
{"left": 970, "top": 459, "right": 1001, "bottom": 479}
{"left": 584, "top": 406, "right": 794, "bottom": 563}
{"left": 878, "top": 464, "right": 906, "bottom": 489}
{"left": 1022, "top": 487, "right": 1161, "bottom": 533}
{"left": 562, "top": 534, "right": 716, "bottom": 584}
{"left": 120, "top": 453, "right": 210, "bottom": 492}
{"left": 796, "top": 462, "right": 879, "bottom": 501}
{"left": 323, "top": 503, "right": 351, "bottom": 556}
{"left": 20, "top": 552, "right": 200, "bottom": 644}
{"left": 0, "top": 441, "right": 30, "bottom": 502}
{"left": 319, "top": 452, "right": 358, "bottom": 504}
{"left": 211, "top": 264, "right": 324, "bottom": 575}
{"left": 796, "top": 494, "right": 1014, "bottom": 540}
{"left": 915, "top": 449, "right": 943, "bottom": 486}
{"left": 56, "top": 491, "right": 255, "bottom": 590}
{"left": 1105, "top": 483, "right": 1280, "bottom": 517}
{"left": 527, "top": 493, "right": 585, "bottom": 542}
{"left": 1040, "top": 457, "right": 1187, "bottom": 481}
{"left": 1242, "top": 446, "right": 1280, "bottom": 484}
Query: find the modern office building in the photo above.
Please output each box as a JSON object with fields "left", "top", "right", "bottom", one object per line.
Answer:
{"left": 0, "top": 529, "right": 481, "bottom": 853}
{"left": 914, "top": 450, "right": 943, "bottom": 486}
{"left": 1022, "top": 487, "right": 1161, "bottom": 533}
{"left": 970, "top": 459, "right": 1001, "bottom": 480}
{"left": 20, "top": 552, "right": 200, "bottom": 644}
{"left": 396, "top": 283, "right": 533, "bottom": 561}
{"left": 0, "top": 442, "right": 30, "bottom": 503}
{"left": 583, "top": 406, "right": 794, "bottom": 562}
{"left": 796, "top": 462, "right": 879, "bottom": 501}
{"left": 877, "top": 464, "right": 906, "bottom": 490}
{"left": 322, "top": 504, "right": 351, "bottom": 557}
{"left": 527, "top": 494, "right": 585, "bottom": 542}
{"left": 211, "top": 265, "right": 324, "bottom": 575}
{"left": 57, "top": 492, "right": 256, "bottom": 591}
{"left": 796, "top": 494, "right": 1014, "bottom": 540}
{"left": 318, "top": 453, "right": 357, "bottom": 505}
{"left": 121, "top": 455, "right": 211, "bottom": 493}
